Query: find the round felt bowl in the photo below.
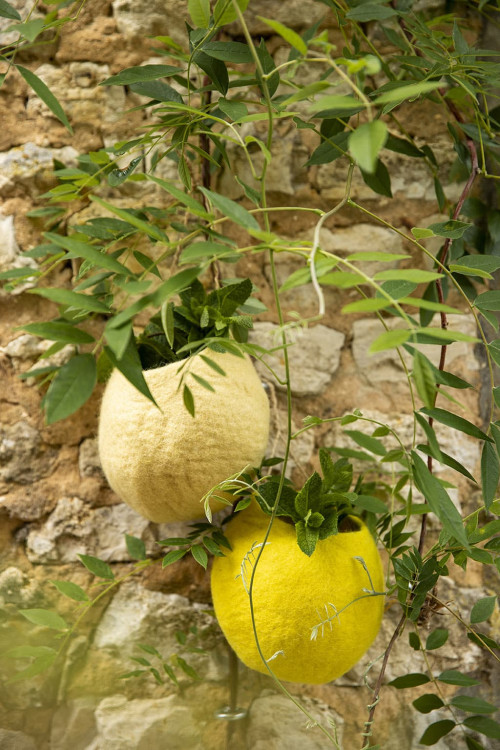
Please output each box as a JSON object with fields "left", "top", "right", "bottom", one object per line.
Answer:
{"left": 98, "top": 352, "right": 270, "bottom": 523}
{"left": 211, "top": 502, "right": 384, "bottom": 684}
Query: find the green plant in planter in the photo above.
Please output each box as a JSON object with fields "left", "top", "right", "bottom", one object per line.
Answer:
{"left": 1, "top": 0, "right": 500, "bottom": 747}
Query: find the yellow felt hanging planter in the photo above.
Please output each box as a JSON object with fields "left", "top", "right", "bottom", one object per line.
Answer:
{"left": 211, "top": 501, "right": 384, "bottom": 684}
{"left": 98, "top": 351, "right": 270, "bottom": 523}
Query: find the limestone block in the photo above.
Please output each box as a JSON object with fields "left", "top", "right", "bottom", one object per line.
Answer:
{"left": 0, "top": 421, "right": 44, "bottom": 484}
{"left": 92, "top": 579, "right": 212, "bottom": 653}
{"left": 247, "top": 692, "right": 343, "bottom": 750}
{"left": 112, "top": 0, "right": 189, "bottom": 44}
{"left": 0, "top": 566, "right": 40, "bottom": 609}
{"left": 0, "top": 334, "right": 50, "bottom": 361}
{"left": 0, "top": 214, "right": 37, "bottom": 285}
{"left": 352, "top": 314, "right": 479, "bottom": 386}
{"left": 50, "top": 699, "right": 97, "bottom": 750}
{"left": 79, "top": 438, "right": 104, "bottom": 479}
{"left": 91, "top": 693, "right": 204, "bottom": 750}
{"left": 0, "top": 143, "right": 78, "bottom": 196}
{"left": 0, "top": 1, "right": 42, "bottom": 45}
{"left": 26, "top": 63, "right": 126, "bottom": 125}
{"left": 250, "top": 322, "right": 345, "bottom": 396}
{"left": 231, "top": 0, "right": 326, "bottom": 34}
{"left": 319, "top": 224, "right": 404, "bottom": 276}
{"left": 266, "top": 410, "right": 315, "bottom": 478}
{"left": 0, "top": 730, "right": 37, "bottom": 750}
{"left": 25, "top": 497, "right": 155, "bottom": 563}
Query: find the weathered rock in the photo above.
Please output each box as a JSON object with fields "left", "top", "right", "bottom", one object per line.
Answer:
{"left": 319, "top": 224, "right": 404, "bottom": 277}
{"left": 247, "top": 691, "right": 344, "bottom": 750}
{"left": 352, "top": 315, "right": 479, "bottom": 386}
{"left": 250, "top": 322, "right": 345, "bottom": 396}
{"left": 266, "top": 410, "right": 315, "bottom": 478}
{"left": 26, "top": 63, "right": 126, "bottom": 126}
{"left": 0, "top": 729, "right": 37, "bottom": 750}
{"left": 0, "top": 421, "right": 45, "bottom": 484}
{"left": 0, "top": 334, "right": 50, "bottom": 361}
{"left": 0, "top": 214, "right": 37, "bottom": 284}
{"left": 25, "top": 497, "right": 155, "bottom": 563}
{"left": 0, "top": 143, "right": 78, "bottom": 196}
{"left": 0, "top": 1, "right": 42, "bottom": 46}
{"left": 50, "top": 698, "right": 98, "bottom": 750}
{"left": 0, "top": 566, "right": 41, "bottom": 609}
{"left": 79, "top": 438, "right": 104, "bottom": 479}
{"left": 91, "top": 693, "right": 204, "bottom": 750}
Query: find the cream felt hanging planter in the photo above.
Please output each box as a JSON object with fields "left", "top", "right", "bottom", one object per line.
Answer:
{"left": 211, "top": 500, "right": 384, "bottom": 685}
{"left": 98, "top": 350, "right": 270, "bottom": 523}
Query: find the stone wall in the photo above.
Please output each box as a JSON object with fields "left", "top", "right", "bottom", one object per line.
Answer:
{"left": 0, "top": 2, "right": 498, "bottom": 749}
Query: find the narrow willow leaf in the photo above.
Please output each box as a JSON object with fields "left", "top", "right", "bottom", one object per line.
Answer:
{"left": 45, "top": 354, "right": 97, "bottom": 424}
{"left": 203, "top": 42, "right": 253, "bottom": 63}
{"left": 425, "top": 628, "right": 448, "bottom": 650}
{"left": 198, "top": 187, "right": 259, "bottom": 231}
{"left": 200, "top": 354, "right": 226, "bottom": 376}
{"left": 374, "top": 81, "right": 443, "bottom": 105}
{"left": 78, "top": 554, "right": 115, "bottom": 579}
{"left": 389, "top": 673, "right": 430, "bottom": 688}
{"left": 213, "top": 0, "right": 249, "bottom": 25}
{"left": 470, "top": 595, "right": 497, "bottom": 624}
{"left": 129, "top": 80, "right": 183, "bottom": 102}
{"left": 104, "top": 338, "right": 157, "bottom": 406}
{"left": 412, "top": 452, "right": 469, "bottom": 548}
{"left": 161, "top": 301, "right": 175, "bottom": 348}
{"left": 105, "top": 321, "right": 132, "bottom": 361}
{"left": 349, "top": 120, "right": 388, "bottom": 174}
{"left": 412, "top": 694, "right": 445, "bottom": 714}
{"left": 342, "top": 297, "right": 393, "bottom": 314}
{"left": 183, "top": 384, "right": 195, "bottom": 417}
{"left": 125, "top": 534, "right": 147, "bottom": 561}
{"left": 343, "top": 430, "right": 386, "bottom": 456}
{"left": 411, "top": 227, "right": 435, "bottom": 239}
{"left": 374, "top": 269, "right": 443, "bottom": 283}
{"left": 463, "top": 716, "right": 500, "bottom": 740}
{"left": 147, "top": 175, "right": 210, "bottom": 218}
{"left": 190, "top": 373, "right": 215, "bottom": 392}
{"left": 19, "top": 608, "right": 68, "bottom": 631}
{"left": 50, "top": 580, "right": 89, "bottom": 602}
{"left": 257, "top": 16, "right": 307, "bottom": 54}
{"left": 428, "top": 220, "right": 471, "bottom": 239}
{"left": 475, "top": 291, "right": 500, "bottom": 312}
{"left": 417, "top": 444, "right": 476, "bottom": 483}
{"left": 162, "top": 549, "right": 187, "bottom": 567}
{"left": 451, "top": 696, "right": 497, "bottom": 714}
{"left": 419, "top": 720, "right": 455, "bottom": 746}
{"left": 44, "top": 232, "right": 134, "bottom": 276}
{"left": 0, "top": 0, "right": 21, "bottom": 20}
{"left": 420, "top": 408, "right": 492, "bottom": 442}
{"left": 191, "top": 544, "right": 208, "bottom": 569}
{"left": 188, "top": 0, "right": 210, "bottom": 27}
{"left": 16, "top": 65, "right": 73, "bottom": 133}
{"left": 28, "top": 287, "right": 109, "bottom": 314}
{"left": 481, "top": 441, "right": 499, "bottom": 511}
{"left": 369, "top": 329, "right": 410, "bottom": 353}
{"left": 413, "top": 351, "right": 436, "bottom": 410}
{"left": 20, "top": 322, "right": 95, "bottom": 345}
{"left": 91, "top": 196, "right": 168, "bottom": 244}
{"left": 346, "top": 3, "right": 397, "bottom": 22}
{"left": 360, "top": 160, "right": 392, "bottom": 197}
{"left": 101, "top": 65, "right": 181, "bottom": 86}
{"left": 8, "top": 652, "right": 57, "bottom": 683}
{"left": 438, "top": 670, "right": 480, "bottom": 686}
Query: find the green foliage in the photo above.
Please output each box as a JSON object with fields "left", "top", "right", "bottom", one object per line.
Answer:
{"left": 2, "top": 1, "right": 500, "bottom": 745}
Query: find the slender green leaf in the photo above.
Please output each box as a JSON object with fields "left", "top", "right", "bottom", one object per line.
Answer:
{"left": 183, "top": 384, "right": 195, "bottom": 417}
{"left": 16, "top": 65, "right": 73, "bottom": 134}
{"left": 213, "top": 0, "right": 249, "bottom": 25}
{"left": 50, "top": 580, "right": 89, "bottom": 602}
{"left": 438, "top": 670, "right": 480, "bottom": 686}
{"left": 19, "top": 608, "right": 68, "bottom": 630}
{"left": 45, "top": 232, "right": 134, "bottom": 276}
{"left": 78, "top": 554, "right": 115, "bottom": 579}
{"left": 125, "top": 534, "right": 147, "bottom": 561}
{"left": 428, "top": 220, "right": 472, "bottom": 239}
{"left": 374, "top": 81, "right": 443, "bottom": 105}
{"left": 389, "top": 673, "right": 430, "bottom": 688}
{"left": 191, "top": 544, "right": 208, "bottom": 569}
{"left": 198, "top": 187, "right": 259, "bottom": 231}
{"left": 419, "top": 720, "right": 455, "bottom": 746}
{"left": 188, "top": 0, "right": 210, "bottom": 27}
{"left": 344, "top": 430, "right": 386, "bottom": 456}
{"left": 475, "top": 291, "right": 500, "bottom": 312}
{"left": 412, "top": 452, "right": 469, "bottom": 548}
{"left": 257, "top": 17, "right": 307, "bottom": 55}
{"left": 360, "top": 160, "right": 392, "bottom": 197}
{"left": 346, "top": 4, "right": 397, "bottom": 22}
{"left": 463, "top": 716, "right": 500, "bottom": 739}
{"left": 420, "top": 408, "right": 492, "bottom": 442}
{"left": 413, "top": 351, "right": 436, "bottom": 409}
{"left": 28, "top": 287, "right": 109, "bottom": 314}
{"left": 369, "top": 329, "right": 410, "bottom": 353}
{"left": 129, "top": 80, "right": 183, "bottom": 103}
{"left": 470, "top": 596, "right": 497, "bottom": 624}
{"left": 90, "top": 196, "right": 168, "bottom": 244}
{"left": 374, "top": 269, "right": 443, "bottom": 283}
{"left": 191, "top": 372, "right": 215, "bottom": 392}
{"left": 45, "top": 354, "right": 96, "bottom": 424}
{"left": 146, "top": 176, "right": 209, "bottom": 218}
{"left": 162, "top": 549, "right": 188, "bottom": 567}
{"left": 200, "top": 354, "right": 226, "bottom": 376}
{"left": 203, "top": 42, "right": 253, "bottom": 63}
{"left": 20, "top": 322, "right": 94, "bottom": 345}
{"left": 101, "top": 65, "right": 181, "bottom": 86}
{"left": 0, "top": 0, "right": 21, "bottom": 20}
{"left": 349, "top": 120, "right": 388, "bottom": 174}
{"left": 425, "top": 628, "right": 448, "bottom": 650}
{"left": 104, "top": 338, "right": 157, "bottom": 406}
{"left": 481, "top": 440, "right": 499, "bottom": 511}
{"left": 451, "top": 696, "right": 497, "bottom": 714}
{"left": 412, "top": 694, "right": 445, "bottom": 714}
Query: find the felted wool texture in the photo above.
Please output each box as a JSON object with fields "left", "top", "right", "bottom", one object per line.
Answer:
{"left": 98, "top": 351, "right": 270, "bottom": 523}
{"left": 211, "top": 501, "right": 384, "bottom": 685}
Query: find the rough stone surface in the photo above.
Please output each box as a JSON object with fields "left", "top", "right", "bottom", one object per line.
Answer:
{"left": 0, "top": 729, "right": 37, "bottom": 750}
{"left": 0, "top": 421, "right": 45, "bottom": 484}
{"left": 250, "top": 322, "right": 345, "bottom": 396}
{"left": 0, "top": 1, "right": 42, "bottom": 45}
{"left": 0, "top": 214, "right": 37, "bottom": 282}
{"left": 50, "top": 698, "right": 98, "bottom": 750}
{"left": 79, "top": 438, "right": 104, "bottom": 479}
{"left": 0, "top": 566, "right": 40, "bottom": 609}
{"left": 25, "top": 497, "right": 155, "bottom": 563}
{"left": 319, "top": 224, "right": 405, "bottom": 276}
{"left": 0, "top": 143, "right": 78, "bottom": 196}
{"left": 266, "top": 410, "right": 315, "bottom": 479}
{"left": 247, "top": 692, "right": 344, "bottom": 749}
{"left": 91, "top": 693, "right": 204, "bottom": 750}
{"left": 352, "top": 314, "right": 479, "bottom": 386}
{"left": 0, "top": 334, "right": 51, "bottom": 361}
